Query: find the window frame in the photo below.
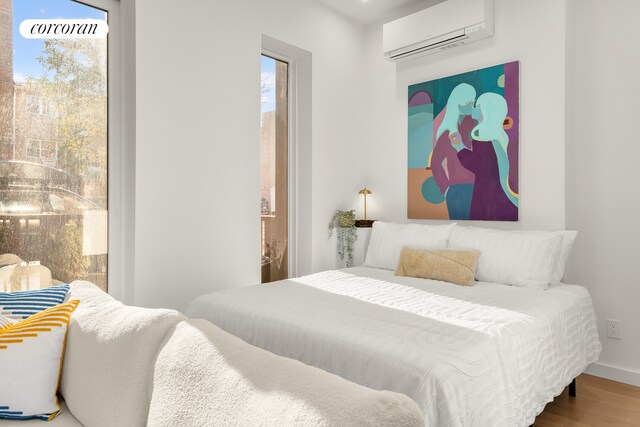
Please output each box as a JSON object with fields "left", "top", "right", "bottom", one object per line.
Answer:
{"left": 262, "top": 35, "right": 312, "bottom": 278}
{"left": 72, "top": 0, "right": 135, "bottom": 303}
{"left": 25, "top": 139, "right": 58, "bottom": 163}
{"left": 261, "top": 47, "right": 297, "bottom": 279}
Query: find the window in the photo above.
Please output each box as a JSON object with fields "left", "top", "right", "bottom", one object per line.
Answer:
{"left": 0, "top": 0, "right": 109, "bottom": 291}
{"left": 26, "top": 95, "right": 41, "bottom": 115}
{"left": 39, "top": 140, "right": 57, "bottom": 161}
{"left": 26, "top": 95, "right": 54, "bottom": 117}
{"left": 25, "top": 140, "right": 40, "bottom": 159}
{"left": 25, "top": 139, "right": 58, "bottom": 164}
{"left": 260, "top": 55, "right": 289, "bottom": 284}
{"left": 25, "top": 95, "right": 58, "bottom": 117}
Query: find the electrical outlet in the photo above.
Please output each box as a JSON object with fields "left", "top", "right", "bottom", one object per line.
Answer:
{"left": 606, "top": 319, "right": 621, "bottom": 339}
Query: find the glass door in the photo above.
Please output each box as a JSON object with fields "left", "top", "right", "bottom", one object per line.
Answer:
{"left": 260, "top": 55, "right": 288, "bottom": 284}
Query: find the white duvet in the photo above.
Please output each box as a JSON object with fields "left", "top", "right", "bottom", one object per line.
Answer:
{"left": 187, "top": 267, "right": 601, "bottom": 427}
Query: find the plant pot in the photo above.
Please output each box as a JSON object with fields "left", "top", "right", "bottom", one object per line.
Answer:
{"left": 339, "top": 216, "right": 354, "bottom": 228}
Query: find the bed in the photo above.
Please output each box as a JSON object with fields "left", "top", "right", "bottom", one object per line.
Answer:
{"left": 187, "top": 266, "right": 601, "bottom": 427}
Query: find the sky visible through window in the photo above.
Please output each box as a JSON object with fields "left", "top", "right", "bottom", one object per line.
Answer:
{"left": 12, "top": 0, "right": 105, "bottom": 83}
{"left": 261, "top": 55, "right": 276, "bottom": 114}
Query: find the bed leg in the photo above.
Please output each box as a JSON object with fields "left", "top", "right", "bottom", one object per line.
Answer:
{"left": 568, "top": 378, "right": 576, "bottom": 397}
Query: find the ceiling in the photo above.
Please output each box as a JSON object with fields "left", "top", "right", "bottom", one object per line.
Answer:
{"left": 315, "top": 0, "right": 444, "bottom": 24}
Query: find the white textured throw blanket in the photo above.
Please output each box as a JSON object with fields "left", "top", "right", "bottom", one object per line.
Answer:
{"left": 148, "top": 320, "right": 423, "bottom": 427}
{"left": 188, "top": 267, "right": 602, "bottom": 427}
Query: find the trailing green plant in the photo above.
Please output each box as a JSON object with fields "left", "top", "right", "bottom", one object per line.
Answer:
{"left": 328, "top": 210, "right": 357, "bottom": 267}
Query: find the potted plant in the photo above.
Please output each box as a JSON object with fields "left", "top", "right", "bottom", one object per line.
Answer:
{"left": 328, "top": 210, "right": 358, "bottom": 267}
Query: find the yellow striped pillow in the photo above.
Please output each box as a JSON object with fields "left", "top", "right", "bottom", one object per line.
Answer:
{"left": 0, "top": 316, "right": 15, "bottom": 329}
{"left": 0, "top": 300, "right": 79, "bottom": 421}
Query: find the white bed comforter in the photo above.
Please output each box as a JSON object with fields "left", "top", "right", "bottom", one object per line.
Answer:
{"left": 187, "top": 267, "right": 601, "bottom": 427}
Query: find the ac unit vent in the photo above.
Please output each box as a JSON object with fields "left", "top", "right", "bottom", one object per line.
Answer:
{"left": 383, "top": 0, "right": 494, "bottom": 62}
{"left": 441, "top": 41, "right": 466, "bottom": 50}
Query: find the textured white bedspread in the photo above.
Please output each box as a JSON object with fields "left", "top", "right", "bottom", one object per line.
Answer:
{"left": 187, "top": 267, "right": 601, "bottom": 427}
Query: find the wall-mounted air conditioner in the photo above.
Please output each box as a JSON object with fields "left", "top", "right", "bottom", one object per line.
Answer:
{"left": 383, "top": 0, "right": 494, "bottom": 62}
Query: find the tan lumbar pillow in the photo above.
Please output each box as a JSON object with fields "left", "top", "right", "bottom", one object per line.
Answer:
{"left": 395, "top": 247, "right": 481, "bottom": 286}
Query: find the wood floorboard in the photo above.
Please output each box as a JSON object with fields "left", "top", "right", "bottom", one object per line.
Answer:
{"left": 533, "top": 374, "right": 640, "bottom": 427}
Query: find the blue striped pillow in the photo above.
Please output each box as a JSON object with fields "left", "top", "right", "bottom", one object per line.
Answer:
{"left": 0, "top": 285, "right": 70, "bottom": 321}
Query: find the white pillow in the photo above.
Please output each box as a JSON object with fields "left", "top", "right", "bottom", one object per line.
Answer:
{"left": 0, "top": 300, "right": 79, "bottom": 421}
{"left": 522, "top": 230, "right": 577, "bottom": 284}
{"left": 364, "top": 221, "right": 456, "bottom": 270}
{"left": 448, "top": 226, "right": 563, "bottom": 290}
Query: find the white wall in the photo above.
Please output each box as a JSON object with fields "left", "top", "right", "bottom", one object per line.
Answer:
{"left": 360, "top": 0, "right": 640, "bottom": 386}
{"left": 134, "top": 0, "right": 365, "bottom": 311}
{"left": 569, "top": 0, "right": 640, "bottom": 385}
{"left": 361, "top": 0, "right": 568, "bottom": 231}
{"left": 132, "top": 0, "right": 640, "bottom": 386}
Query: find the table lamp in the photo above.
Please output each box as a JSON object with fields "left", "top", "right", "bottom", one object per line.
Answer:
{"left": 355, "top": 188, "right": 375, "bottom": 228}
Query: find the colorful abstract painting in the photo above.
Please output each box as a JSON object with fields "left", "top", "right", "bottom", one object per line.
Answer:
{"left": 408, "top": 61, "right": 519, "bottom": 221}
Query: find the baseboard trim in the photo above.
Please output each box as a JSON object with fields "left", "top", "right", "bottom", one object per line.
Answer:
{"left": 586, "top": 362, "right": 640, "bottom": 387}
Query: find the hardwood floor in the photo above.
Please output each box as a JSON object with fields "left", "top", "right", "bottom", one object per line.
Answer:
{"left": 534, "top": 374, "right": 640, "bottom": 426}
